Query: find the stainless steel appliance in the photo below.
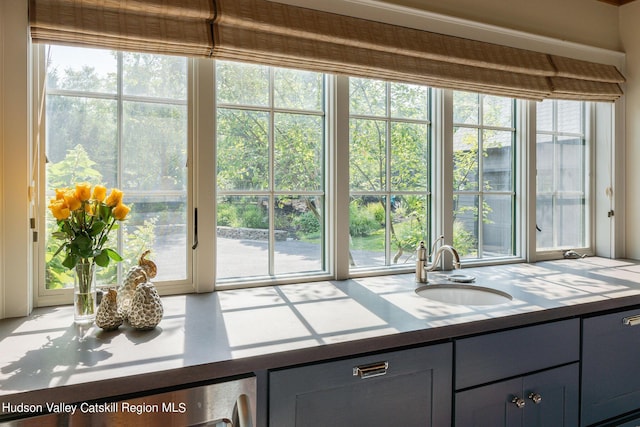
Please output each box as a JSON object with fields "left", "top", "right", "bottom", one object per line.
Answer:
{"left": 0, "top": 374, "right": 256, "bottom": 427}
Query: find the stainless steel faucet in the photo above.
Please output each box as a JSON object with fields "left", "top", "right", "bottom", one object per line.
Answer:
{"left": 416, "top": 235, "right": 461, "bottom": 283}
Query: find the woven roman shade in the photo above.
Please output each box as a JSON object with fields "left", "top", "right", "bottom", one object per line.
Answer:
{"left": 29, "top": 0, "right": 625, "bottom": 101}
{"left": 29, "top": 0, "right": 215, "bottom": 57}
{"left": 212, "top": 0, "right": 625, "bottom": 101}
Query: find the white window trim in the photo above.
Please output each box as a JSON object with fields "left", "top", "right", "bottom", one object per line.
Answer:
{"left": 0, "top": 0, "right": 625, "bottom": 318}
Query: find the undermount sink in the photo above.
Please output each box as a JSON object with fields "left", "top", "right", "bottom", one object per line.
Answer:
{"left": 415, "top": 284, "right": 512, "bottom": 306}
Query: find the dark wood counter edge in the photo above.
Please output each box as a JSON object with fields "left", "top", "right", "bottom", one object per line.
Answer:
{"left": 4, "top": 292, "right": 640, "bottom": 411}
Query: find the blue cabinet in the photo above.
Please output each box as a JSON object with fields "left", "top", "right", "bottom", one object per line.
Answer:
{"left": 582, "top": 307, "right": 640, "bottom": 426}
{"left": 268, "top": 343, "right": 452, "bottom": 427}
{"left": 456, "top": 363, "right": 579, "bottom": 427}
{"left": 455, "top": 319, "right": 580, "bottom": 427}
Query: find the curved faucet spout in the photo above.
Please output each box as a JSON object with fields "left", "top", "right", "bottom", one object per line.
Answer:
{"left": 426, "top": 244, "right": 461, "bottom": 272}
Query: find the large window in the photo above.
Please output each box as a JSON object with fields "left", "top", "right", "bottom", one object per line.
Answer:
{"left": 215, "top": 61, "right": 327, "bottom": 281}
{"left": 37, "top": 45, "right": 599, "bottom": 300}
{"left": 536, "top": 99, "right": 588, "bottom": 251}
{"left": 43, "top": 45, "right": 189, "bottom": 290}
{"left": 348, "top": 78, "right": 431, "bottom": 270}
{"left": 452, "top": 92, "right": 517, "bottom": 260}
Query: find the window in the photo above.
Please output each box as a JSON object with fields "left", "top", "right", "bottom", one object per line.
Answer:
{"left": 452, "top": 92, "right": 517, "bottom": 260}
{"left": 42, "top": 45, "right": 190, "bottom": 291}
{"left": 536, "top": 99, "right": 588, "bottom": 251}
{"left": 349, "top": 78, "right": 431, "bottom": 270}
{"left": 215, "top": 61, "right": 327, "bottom": 281}
{"left": 36, "top": 45, "right": 602, "bottom": 301}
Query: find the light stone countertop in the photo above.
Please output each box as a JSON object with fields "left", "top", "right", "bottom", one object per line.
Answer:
{"left": 2, "top": 257, "right": 640, "bottom": 410}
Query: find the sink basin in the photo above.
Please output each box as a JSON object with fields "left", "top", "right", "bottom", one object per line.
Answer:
{"left": 415, "top": 284, "right": 512, "bottom": 306}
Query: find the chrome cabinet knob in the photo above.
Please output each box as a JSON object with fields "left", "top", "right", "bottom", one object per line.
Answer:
{"left": 511, "top": 396, "right": 526, "bottom": 408}
{"left": 528, "top": 393, "right": 542, "bottom": 404}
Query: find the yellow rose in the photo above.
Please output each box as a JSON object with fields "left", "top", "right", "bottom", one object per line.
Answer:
{"left": 112, "top": 202, "right": 130, "bottom": 221}
{"left": 55, "top": 188, "right": 68, "bottom": 200}
{"left": 49, "top": 199, "right": 70, "bottom": 220}
{"left": 75, "top": 182, "right": 92, "bottom": 202}
{"left": 105, "top": 188, "right": 123, "bottom": 207}
{"left": 92, "top": 185, "right": 107, "bottom": 202}
{"left": 63, "top": 190, "right": 82, "bottom": 211}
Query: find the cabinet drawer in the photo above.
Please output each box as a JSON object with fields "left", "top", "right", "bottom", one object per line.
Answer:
{"left": 455, "top": 318, "right": 579, "bottom": 390}
{"left": 582, "top": 308, "right": 640, "bottom": 427}
{"left": 269, "top": 343, "right": 452, "bottom": 427}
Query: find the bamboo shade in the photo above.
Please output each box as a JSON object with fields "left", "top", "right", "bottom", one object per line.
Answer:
{"left": 29, "top": 0, "right": 625, "bottom": 101}
{"left": 29, "top": 0, "right": 215, "bottom": 57}
{"left": 212, "top": 0, "right": 625, "bottom": 101}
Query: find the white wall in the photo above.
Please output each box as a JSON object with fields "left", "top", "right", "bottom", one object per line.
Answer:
{"left": 620, "top": 2, "right": 640, "bottom": 259}
{"left": 0, "top": 0, "right": 32, "bottom": 318}
{"left": 377, "top": 0, "right": 621, "bottom": 51}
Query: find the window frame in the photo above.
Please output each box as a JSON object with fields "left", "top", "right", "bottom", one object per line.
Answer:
{"left": 35, "top": 45, "right": 195, "bottom": 306}
{"left": 534, "top": 99, "right": 594, "bottom": 260}
{"left": 33, "top": 47, "right": 601, "bottom": 305}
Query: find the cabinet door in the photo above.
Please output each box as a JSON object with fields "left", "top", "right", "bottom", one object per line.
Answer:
{"left": 455, "top": 377, "right": 523, "bottom": 427}
{"left": 455, "top": 364, "right": 579, "bottom": 427}
{"left": 582, "top": 308, "right": 640, "bottom": 426}
{"left": 523, "top": 364, "right": 579, "bottom": 427}
{"left": 269, "top": 343, "right": 452, "bottom": 427}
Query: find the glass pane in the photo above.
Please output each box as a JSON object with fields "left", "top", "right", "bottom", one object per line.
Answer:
{"left": 390, "top": 122, "right": 428, "bottom": 191}
{"left": 390, "top": 82, "right": 429, "bottom": 120}
{"left": 124, "top": 194, "right": 188, "bottom": 281}
{"left": 536, "top": 194, "right": 554, "bottom": 250}
{"left": 537, "top": 100, "right": 553, "bottom": 132}
{"left": 557, "top": 100, "right": 582, "bottom": 134}
{"left": 453, "top": 91, "right": 479, "bottom": 125}
{"left": 274, "top": 196, "right": 324, "bottom": 274}
{"left": 123, "top": 102, "right": 188, "bottom": 191}
{"left": 453, "top": 194, "right": 479, "bottom": 259}
{"left": 46, "top": 96, "right": 118, "bottom": 187}
{"left": 216, "top": 108, "right": 269, "bottom": 191}
{"left": 216, "top": 61, "right": 269, "bottom": 107}
{"left": 536, "top": 133, "right": 555, "bottom": 194}
{"left": 275, "top": 113, "right": 323, "bottom": 191}
{"left": 216, "top": 196, "right": 269, "bottom": 279}
{"left": 483, "top": 195, "right": 513, "bottom": 257}
{"left": 123, "top": 52, "right": 187, "bottom": 99}
{"left": 350, "top": 119, "right": 387, "bottom": 191}
{"left": 483, "top": 130, "right": 512, "bottom": 191}
{"left": 274, "top": 68, "right": 323, "bottom": 111}
{"left": 46, "top": 45, "right": 117, "bottom": 93}
{"left": 556, "top": 195, "right": 585, "bottom": 248}
{"left": 556, "top": 137, "right": 585, "bottom": 192}
{"left": 390, "top": 195, "right": 428, "bottom": 264}
{"left": 350, "top": 78, "right": 386, "bottom": 116}
{"left": 349, "top": 196, "right": 386, "bottom": 268}
{"left": 453, "top": 127, "right": 479, "bottom": 192}
{"left": 483, "top": 95, "right": 513, "bottom": 128}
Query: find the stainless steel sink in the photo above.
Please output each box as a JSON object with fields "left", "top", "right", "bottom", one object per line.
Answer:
{"left": 415, "top": 284, "right": 512, "bottom": 306}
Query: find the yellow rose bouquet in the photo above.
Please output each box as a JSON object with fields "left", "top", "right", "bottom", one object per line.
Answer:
{"left": 48, "top": 182, "right": 131, "bottom": 323}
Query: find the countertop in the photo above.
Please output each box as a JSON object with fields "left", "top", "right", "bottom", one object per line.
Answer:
{"left": 2, "top": 257, "right": 640, "bottom": 411}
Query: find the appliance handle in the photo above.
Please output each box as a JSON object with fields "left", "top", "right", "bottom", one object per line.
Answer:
{"left": 232, "top": 393, "right": 253, "bottom": 427}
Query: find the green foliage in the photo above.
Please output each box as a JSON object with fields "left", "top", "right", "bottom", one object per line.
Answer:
{"left": 217, "top": 203, "right": 238, "bottom": 227}
{"left": 453, "top": 219, "right": 477, "bottom": 258}
{"left": 295, "top": 210, "right": 321, "bottom": 235}
{"left": 349, "top": 201, "right": 380, "bottom": 237}
{"left": 239, "top": 204, "right": 268, "bottom": 229}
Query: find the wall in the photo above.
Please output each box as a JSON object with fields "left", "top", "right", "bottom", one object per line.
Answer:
{"left": 620, "top": 2, "right": 640, "bottom": 259}
{"left": 378, "top": 0, "right": 621, "bottom": 51}
{"left": 0, "top": 1, "right": 32, "bottom": 318}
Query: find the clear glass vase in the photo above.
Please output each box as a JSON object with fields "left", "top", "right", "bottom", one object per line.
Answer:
{"left": 74, "top": 260, "right": 96, "bottom": 325}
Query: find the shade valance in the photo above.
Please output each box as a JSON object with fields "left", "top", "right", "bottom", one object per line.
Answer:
{"left": 29, "top": 0, "right": 625, "bottom": 101}
{"left": 212, "top": 0, "right": 624, "bottom": 101}
{"left": 29, "top": 0, "right": 215, "bottom": 57}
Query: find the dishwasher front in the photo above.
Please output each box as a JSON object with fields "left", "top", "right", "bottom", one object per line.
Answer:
{"left": 0, "top": 374, "right": 256, "bottom": 427}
